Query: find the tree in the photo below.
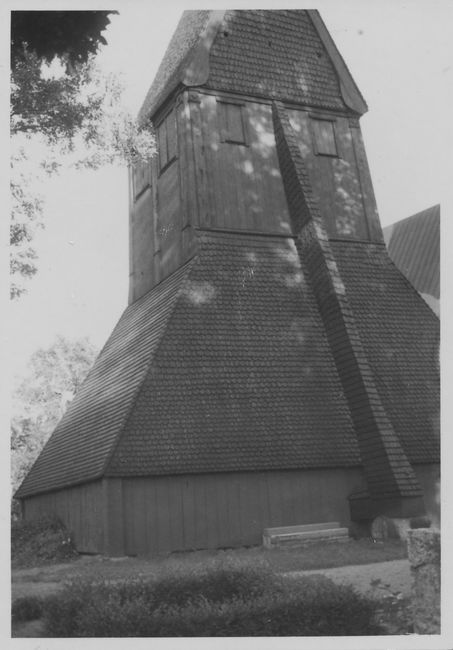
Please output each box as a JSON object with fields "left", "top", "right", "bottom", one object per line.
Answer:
{"left": 11, "top": 336, "right": 98, "bottom": 493}
{"left": 11, "top": 11, "right": 116, "bottom": 68}
{"left": 10, "top": 11, "right": 155, "bottom": 298}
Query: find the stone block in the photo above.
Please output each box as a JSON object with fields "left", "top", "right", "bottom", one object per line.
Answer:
{"left": 407, "top": 528, "right": 440, "bottom": 634}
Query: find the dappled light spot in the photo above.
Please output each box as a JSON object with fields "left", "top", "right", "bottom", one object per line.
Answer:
{"left": 283, "top": 271, "right": 304, "bottom": 289}
{"left": 242, "top": 160, "right": 254, "bottom": 175}
{"left": 286, "top": 317, "right": 307, "bottom": 346}
{"left": 182, "top": 280, "right": 216, "bottom": 305}
{"left": 273, "top": 243, "right": 300, "bottom": 266}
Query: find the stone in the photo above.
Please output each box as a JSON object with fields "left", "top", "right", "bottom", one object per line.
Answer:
{"left": 407, "top": 528, "right": 440, "bottom": 634}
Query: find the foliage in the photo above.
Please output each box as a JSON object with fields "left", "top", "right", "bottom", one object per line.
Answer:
{"left": 11, "top": 516, "right": 78, "bottom": 569}
{"left": 11, "top": 11, "right": 116, "bottom": 68}
{"left": 11, "top": 336, "right": 98, "bottom": 494}
{"left": 10, "top": 11, "right": 156, "bottom": 298}
{"left": 40, "top": 560, "right": 381, "bottom": 636}
{"left": 12, "top": 596, "right": 44, "bottom": 623}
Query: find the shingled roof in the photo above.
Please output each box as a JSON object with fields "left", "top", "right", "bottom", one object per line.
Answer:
{"left": 331, "top": 240, "right": 440, "bottom": 464}
{"left": 17, "top": 232, "right": 362, "bottom": 498}
{"left": 17, "top": 11, "right": 438, "bottom": 511}
{"left": 383, "top": 205, "right": 440, "bottom": 314}
{"left": 139, "top": 9, "right": 367, "bottom": 123}
{"left": 16, "top": 262, "right": 192, "bottom": 497}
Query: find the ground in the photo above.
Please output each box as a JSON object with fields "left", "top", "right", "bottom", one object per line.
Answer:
{"left": 11, "top": 540, "right": 414, "bottom": 636}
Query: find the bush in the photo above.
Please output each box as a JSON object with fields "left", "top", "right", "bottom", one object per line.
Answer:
{"left": 11, "top": 515, "right": 78, "bottom": 568}
{"left": 41, "top": 559, "right": 381, "bottom": 637}
{"left": 12, "top": 596, "right": 44, "bottom": 623}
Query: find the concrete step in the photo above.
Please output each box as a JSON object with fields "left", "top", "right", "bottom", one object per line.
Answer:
{"left": 263, "top": 523, "right": 349, "bottom": 548}
{"left": 263, "top": 522, "right": 340, "bottom": 536}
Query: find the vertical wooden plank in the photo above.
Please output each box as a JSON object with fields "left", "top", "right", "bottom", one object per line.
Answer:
{"left": 191, "top": 476, "right": 207, "bottom": 549}
{"left": 102, "top": 478, "right": 125, "bottom": 556}
{"left": 154, "top": 477, "right": 172, "bottom": 553}
{"left": 202, "top": 475, "right": 214, "bottom": 549}
{"left": 143, "top": 479, "right": 159, "bottom": 554}
{"left": 157, "top": 121, "right": 167, "bottom": 169}
{"left": 129, "top": 479, "right": 146, "bottom": 556}
{"left": 240, "top": 474, "right": 262, "bottom": 546}
{"left": 166, "top": 476, "right": 184, "bottom": 551}
{"left": 189, "top": 93, "right": 209, "bottom": 227}
{"left": 350, "top": 122, "right": 383, "bottom": 242}
{"left": 202, "top": 94, "right": 223, "bottom": 228}
{"left": 166, "top": 110, "right": 177, "bottom": 162}
{"left": 179, "top": 475, "right": 194, "bottom": 550}
{"left": 267, "top": 472, "right": 284, "bottom": 527}
{"left": 177, "top": 94, "right": 193, "bottom": 230}
{"left": 210, "top": 474, "right": 228, "bottom": 548}
{"left": 227, "top": 475, "right": 243, "bottom": 547}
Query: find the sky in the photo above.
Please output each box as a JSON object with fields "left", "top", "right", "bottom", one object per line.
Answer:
{"left": 6, "top": 0, "right": 453, "bottom": 379}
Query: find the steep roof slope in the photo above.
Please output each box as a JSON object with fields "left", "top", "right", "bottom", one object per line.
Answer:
{"left": 139, "top": 9, "right": 366, "bottom": 123}
{"left": 139, "top": 10, "right": 211, "bottom": 123}
{"left": 107, "top": 232, "right": 359, "bottom": 476}
{"left": 383, "top": 205, "right": 440, "bottom": 313}
{"left": 331, "top": 240, "right": 440, "bottom": 465}
{"left": 206, "top": 10, "right": 345, "bottom": 110}
{"left": 18, "top": 232, "right": 362, "bottom": 497}
{"left": 16, "top": 262, "right": 192, "bottom": 498}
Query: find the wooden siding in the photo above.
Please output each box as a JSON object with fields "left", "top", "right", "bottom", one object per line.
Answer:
{"left": 414, "top": 464, "right": 440, "bottom": 526}
{"left": 120, "top": 468, "right": 365, "bottom": 555}
{"left": 192, "top": 93, "right": 292, "bottom": 234}
{"left": 22, "top": 481, "right": 104, "bottom": 553}
{"left": 287, "top": 108, "right": 381, "bottom": 241}
{"left": 129, "top": 187, "right": 155, "bottom": 303}
{"left": 156, "top": 160, "right": 182, "bottom": 281}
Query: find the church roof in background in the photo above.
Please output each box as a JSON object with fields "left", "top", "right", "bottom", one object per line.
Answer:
{"left": 383, "top": 205, "right": 440, "bottom": 315}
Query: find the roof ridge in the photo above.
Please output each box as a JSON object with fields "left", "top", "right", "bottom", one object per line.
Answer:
{"left": 103, "top": 257, "right": 197, "bottom": 476}
{"left": 307, "top": 10, "right": 367, "bottom": 114}
{"left": 138, "top": 10, "right": 225, "bottom": 123}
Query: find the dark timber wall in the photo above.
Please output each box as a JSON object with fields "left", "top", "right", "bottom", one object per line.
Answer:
{"left": 22, "top": 480, "right": 104, "bottom": 554}
{"left": 129, "top": 89, "right": 384, "bottom": 305}
{"left": 118, "top": 468, "right": 365, "bottom": 555}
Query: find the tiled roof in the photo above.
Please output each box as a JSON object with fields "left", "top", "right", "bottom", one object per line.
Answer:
{"left": 107, "top": 232, "right": 359, "bottom": 476}
{"left": 18, "top": 232, "right": 361, "bottom": 498}
{"left": 331, "top": 240, "right": 440, "bottom": 465}
{"left": 207, "top": 10, "right": 345, "bottom": 110}
{"left": 15, "top": 262, "right": 192, "bottom": 498}
{"left": 383, "top": 205, "right": 440, "bottom": 312}
{"left": 139, "top": 10, "right": 348, "bottom": 123}
{"left": 17, "top": 232, "right": 440, "bottom": 499}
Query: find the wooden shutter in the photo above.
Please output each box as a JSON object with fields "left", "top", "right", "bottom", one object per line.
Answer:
{"left": 218, "top": 100, "right": 248, "bottom": 145}
{"left": 312, "top": 119, "right": 337, "bottom": 156}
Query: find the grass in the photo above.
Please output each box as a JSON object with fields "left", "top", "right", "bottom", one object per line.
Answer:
{"left": 12, "top": 537, "right": 407, "bottom": 579}
{"left": 16, "top": 559, "right": 382, "bottom": 637}
{"left": 12, "top": 533, "right": 410, "bottom": 638}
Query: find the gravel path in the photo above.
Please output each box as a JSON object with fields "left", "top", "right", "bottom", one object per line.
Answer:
{"left": 285, "top": 559, "right": 411, "bottom": 599}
